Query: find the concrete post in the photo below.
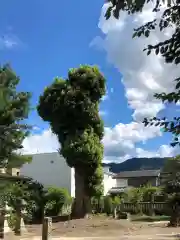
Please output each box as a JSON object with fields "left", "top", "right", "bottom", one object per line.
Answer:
{"left": 113, "top": 207, "right": 117, "bottom": 219}
{"left": 42, "top": 217, "right": 52, "bottom": 240}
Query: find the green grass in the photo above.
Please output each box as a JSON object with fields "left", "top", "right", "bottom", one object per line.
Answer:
{"left": 131, "top": 215, "right": 170, "bottom": 222}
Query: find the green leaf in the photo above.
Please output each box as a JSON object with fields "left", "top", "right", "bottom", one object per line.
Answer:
{"left": 160, "top": 46, "right": 165, "bottom": 54}
{"left": 164, "top": 20, "right": 168, "bottom": 28}
{"left": 145, "top": 30, "right": 150, "bottom": 37}
{"left": 147, "top": 50, "right": 151, "bottom": 55}
{"left": 155, "top": 47, "right": 159, "bottom": 55}
{"left": 164, "top": 45, "right": 169, "bottom": 53}
{"left": 137, "top": 31, "right": 142, "bottom": 37}
{"left": 170, "top": 122, "right": 174, "bottom": 129}
{"left": 105, "top": 6, "right": 113, "bottom": 20}
{"left": 166, "top": 56, "right": 174, "bottom": 63}
{"left": 132, "top": 32, "right": 137, "bottom": 38}
{"left": 175, "top": 57, "right": 180, "bottom": 65}
{"left": 175, "top": 81, "right": 180, "bottom": 89}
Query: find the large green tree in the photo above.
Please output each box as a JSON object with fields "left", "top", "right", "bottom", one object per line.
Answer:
{"left": 37, "top": 65, "right": 106, "bottom": 218}
{"left": 105, "top": 0, "right": 180, "bottom": 146}
{"left": 0, "top": 64, "right": 32, "bottom": 169}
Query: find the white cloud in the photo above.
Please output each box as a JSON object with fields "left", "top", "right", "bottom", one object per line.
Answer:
{"left": 92, "top": 2, "right": 179, "bottom": 122}
{"left": 103, "top": 144, "right": 179, "bottom": 163}
{"left": 101, "top": 95, "right": 109, "bottom": 101}
{"left": 22, "top": 123, "right": 174, "bottom": 163}
{"left": 103, "top": 122, "right": 162, "bottom": 158}
{"left": 0, "top": 33, "right": 23, "bottom": 50}
{"left": 99, "top": 110, "right": 108, "bottom": 116}
{"left": 110, "top": 88, "right": 114, "bottom": 93}
{"left": 22, "top": 129, "right": 59, "bottom": 154}
{"left": 101, "top": 86, "right": 109, "bottom": 101}
{"left": 136, "top": 144, "right": 179, "bottom": 158}
{"left": 89, "top": 36, "right": 105, "bottom": 51}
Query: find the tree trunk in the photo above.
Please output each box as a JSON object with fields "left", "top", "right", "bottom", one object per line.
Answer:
{"left": 0, "top": 208, "right": 5, "bottom": 239}
{"left": 71, "top": 169, "right": 91, "bottom": 219}
{"left": 14, "top": 204, "right": 21, "bottom": 236}
{"left": 168, "top": 205, "right": 180, "bottom": 227}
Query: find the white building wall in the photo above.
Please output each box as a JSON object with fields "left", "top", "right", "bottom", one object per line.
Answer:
{"left": 70, "top": 168, "right": 75, "bottom": 198}
{"left": 20, "top": 152, "right": 75, "bottom": 197}
{"left": 103, "top": 172, "right": 116, "bottom": 195}
{"left": 20, "top": 152, "right": 115, "bottom": 197}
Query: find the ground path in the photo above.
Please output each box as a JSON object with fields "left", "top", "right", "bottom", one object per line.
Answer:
{"left": 4, "top": 234, "right": 180, "bottom": 240}
{"left": 3, "top": 216, "right": 180, "bottom": 240}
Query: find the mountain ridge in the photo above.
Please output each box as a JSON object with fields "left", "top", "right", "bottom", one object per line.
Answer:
{"left": 103, "top": 157, "right": 168, "bottom": 173}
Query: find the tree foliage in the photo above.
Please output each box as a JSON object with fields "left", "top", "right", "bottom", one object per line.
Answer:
{"left": 45, "top": 187, "right": 72, "bottom": 216}
{"left": 162, "top": 155, "right": 180, "bottom": 194}
{"left": 0, "top": 64, "right": 32, "bottom": 168}
{"left": 37, "top": 65, "right": 106, "bottom": 217}
{"left": 123, "top": 187, "right": 143, "bottom": 203}
{"left": 104, "top": 195, "right": 113, "bottom": 215}
{"left": 161, "top": 156, "right": 180, "bottom": 226}
{"left": 105, "top": 0, "right": 180, "bottom": 146}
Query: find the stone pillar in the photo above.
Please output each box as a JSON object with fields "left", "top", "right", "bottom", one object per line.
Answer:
{"left": 113, "top": 207, "right": 117, "bottom": 219}
{"left": 0, "top": 204, "right": 13, "bottom": 239}
{"left": 42, "top": 217, "right": 52, "bottom": 240}
{"left": 14, "top": 200, "right": 27, "bottom": 236}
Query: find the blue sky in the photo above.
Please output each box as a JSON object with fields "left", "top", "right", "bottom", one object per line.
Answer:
{"left": 0, "top": 0, "right": 130, "bottom": 125}
{"left": 0, "top": 0, "right": 178, "bottom": 160}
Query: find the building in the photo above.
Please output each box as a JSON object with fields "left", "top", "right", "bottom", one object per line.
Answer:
{"left": 103, "top": 166, "right": 116, "bottom": 195}
{"left": 17, "top": 153, "right": 162, "bottom": 196}
{"left": 109, "top": 169, "right": 161, "bottom": 194}
{"left": 20, "top": 152, "right": 75, "bottom": 197}
{"left": 0, "top": 168, "right": 31, "bottom": 193}
{"left": 20, "top": 152, "right": 116, "bottom": 197}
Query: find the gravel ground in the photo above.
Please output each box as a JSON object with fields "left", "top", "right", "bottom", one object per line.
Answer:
{"left": 3, "top": 216, "right": 180, "bottom": 239}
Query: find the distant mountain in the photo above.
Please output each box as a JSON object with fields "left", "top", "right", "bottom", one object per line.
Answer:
{"left": 103, "top": 157, "right": 168, "bottom": 173}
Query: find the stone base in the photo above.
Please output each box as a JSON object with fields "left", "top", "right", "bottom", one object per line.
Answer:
{"left": 4, "top": 219, "right": 12, "bottom": 233}
{"left": 20, "top": 218, "right": 27, "bottom": 233}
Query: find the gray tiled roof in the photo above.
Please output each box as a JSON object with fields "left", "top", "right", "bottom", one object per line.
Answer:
{"left": 108, "top": 187, "right": 126, "bottom": 193}
{"left": 0, "top": 173, "right": 31, "bottom": 181}
{"left": 114, "top": 169, "right": 161, "bottom": 179}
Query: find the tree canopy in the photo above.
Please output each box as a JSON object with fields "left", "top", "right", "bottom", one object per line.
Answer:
{"left": 0, "top": 64, "right": 32, "bottom": 169}
{"left": 161, "top": 156, "right": 180, "bottom": 226}
{"left": 37, "top": 65, "right": 106, "bottom": 218}
{"left": 105, "top": 0, "right": 180, "bottom": 147}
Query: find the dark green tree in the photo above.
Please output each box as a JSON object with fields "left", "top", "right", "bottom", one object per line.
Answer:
{"left": 161, "top": 156, "right": 180, "bottom": 226}
{"left": 37, "top": 65, "right": 106, "bottom": 218}
{"left": 105, "top": 0, "right": 180, "bottom": 146}
{"left": 0, "top": 64, "right": 32, "bottom": 169}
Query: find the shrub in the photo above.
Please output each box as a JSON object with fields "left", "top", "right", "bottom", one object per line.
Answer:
{"left": 45, "top": 187, "right": 71, "bottom": 216}
{"left": 104, "top": 196, "right": 113, "bottom": 215}
{"left": 25, "top": 180, "right": 47, "bottom": 222}
{"left": 4, "top": 180, "right": 72, "bottom": 222}
{"left": 91, "top": 196, "right": 104, "bottom": 214}
{"left": 113, "top": 196, "right": 121, "bottom": 207}
{"left": 7, "top": 211, "right": 18, "bottom": 231}
{"left": 141, "top": 185, "right": 158, "bottom": 202}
